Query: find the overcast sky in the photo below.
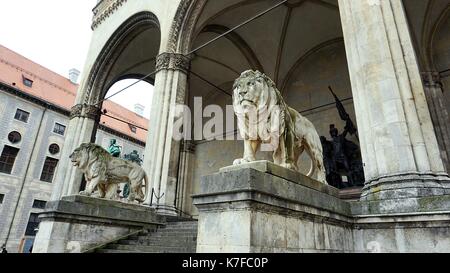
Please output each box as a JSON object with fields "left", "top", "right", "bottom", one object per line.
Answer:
{"left": 0, "top": 0, "right": 153, "bottom": 119}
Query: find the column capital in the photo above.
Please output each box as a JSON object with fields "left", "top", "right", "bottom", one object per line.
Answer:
{"left": 155, "top": 53, "right": 191, "bottom": 74}
{"left": 70, "top": 104, "right": 101, "bottom": 120}
{"left": 421, "top": 71, "right": 443, "bottom": 89}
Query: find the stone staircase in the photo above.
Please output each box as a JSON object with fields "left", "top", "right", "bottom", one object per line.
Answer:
{"left": 95, "top": 220, "right": 198, "bottom": 253}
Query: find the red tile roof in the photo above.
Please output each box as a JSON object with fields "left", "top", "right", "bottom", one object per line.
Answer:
{"left": 0, "top": 44, "right": 148, "bottom": 143}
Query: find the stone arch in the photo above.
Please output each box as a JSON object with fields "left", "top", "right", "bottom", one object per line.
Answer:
{"left": 428, "top": 5, "right": 450, "bottom": 71}
{"left": 166, "top": 0, "right": 207, "bottom": 54}
{"left": 84, "top": 11, "right": 160, "bottom": 105}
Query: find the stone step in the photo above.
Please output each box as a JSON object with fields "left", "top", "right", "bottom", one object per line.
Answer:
{"left": 119, "top": 238, "right": 197, "bottom": 247}
{"left": 95, "top": 220, "right": 198, "bottom": 253}
{"left": 121, "top": 235, "right": 197, "bottom": 243}
{"left": 96, "top": 249, "right": 138, "bottom": 253}
{"left": 106, "top": 243, "right": 195, "bottom": 253}
{"left": 137, "top": 232, "right": 197, "bottom": 239}
{"left": 156, "top": 227, "right": 198, "bottom": 232}
{"left": 160, "top": 226, "right": 198, "bottom": 231}
{"left": 160, "top": 225, "right": 198, "bottom": 230}
{"left": 151, "top": 230, "right": 198, "bottom": 235}
{"left": 166, "top": 221, "right": 198, "bottom": 225}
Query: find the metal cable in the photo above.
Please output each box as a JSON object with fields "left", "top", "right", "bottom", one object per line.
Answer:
{"left": 93, "top": 0, "right": 288, "bottom": 106}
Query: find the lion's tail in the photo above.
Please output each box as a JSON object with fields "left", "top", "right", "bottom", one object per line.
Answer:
{"left": 142, "top": 173, "right": 148, "bottom": 202}
{"left": 307, "top": 155, "right": 315, "bottom": 178}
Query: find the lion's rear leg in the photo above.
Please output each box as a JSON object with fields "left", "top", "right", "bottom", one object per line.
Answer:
{"left": 105, "top": 184, "right": 118, "bottom": 200}
{"left": 276, "top": 133, "right": 298, "bottom": 171}
{"left": 306, "top": 145, "right": 327, "bottom": 184}
{"left": 128, "top": 180, "right": 144, "bottom": 202}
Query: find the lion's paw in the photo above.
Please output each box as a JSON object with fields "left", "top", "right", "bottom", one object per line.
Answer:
{"left": 79, "top": 191, "right": 91, "bottom": 196}
{"left": 233, "top": 158, "right": 254, "bottom": 165}
{"left": 280, "top": 163, "right": 297, "bottom": 171}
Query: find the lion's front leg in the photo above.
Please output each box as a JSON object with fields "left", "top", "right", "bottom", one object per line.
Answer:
{"left": 274, "top": 133, "right": 297, "bottom": 171}
{"left": 80, "top": 176, "right": 101, "bottom": 197}
{"left": 234, "top": 139, "right": 260, "bottom": 165}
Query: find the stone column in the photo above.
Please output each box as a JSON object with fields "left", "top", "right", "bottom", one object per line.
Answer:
{"left": 50, "top": 104, "right": 100, "bottom": 201}
{"left": 176, "top": 140, "right": 196, "bottom": 214}
{"left": 142, "top": 52, "right": 190, "bottom": 215}
{"left": 422, "top": 71, "right": 450, "bottom": 172}
{"left": 338, "top": 0, "right": 450, "bottom": 200}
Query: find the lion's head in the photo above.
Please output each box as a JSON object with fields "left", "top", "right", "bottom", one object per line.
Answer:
{"left": 70, "top": 143, "right": 110, "bottom": 169}
{"left": 233, "top": 70, "right": 285, "bottom": 141}
{"left": 233, "top": 70, "right": 278, "bottom": 115}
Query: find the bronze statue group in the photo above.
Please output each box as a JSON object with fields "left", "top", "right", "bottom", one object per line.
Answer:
{"left": 320, "top": 87, "right": 365, "bottom": 189}
{"left": 107, "top": 139, "right": 143, "bottom": 198}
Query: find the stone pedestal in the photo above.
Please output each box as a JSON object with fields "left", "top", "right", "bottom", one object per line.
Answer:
{"left": 192, "top": 161, "right": 354, "bottom": 253}
{"left": 193, "top": 161, "right": 450, "bottom": 253}
{"left": 33, "top": 195, "right": 164, "bottom": 253}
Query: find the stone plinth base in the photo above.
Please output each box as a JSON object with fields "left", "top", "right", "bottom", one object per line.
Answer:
{"left": 193, "top": 161, "right": 450, "bottom": 253}
{"left": 192, "top": 161, "right": 353, "bottom": 253}
{"left": 33, "top": 195, "right": 164, "bottom": 253}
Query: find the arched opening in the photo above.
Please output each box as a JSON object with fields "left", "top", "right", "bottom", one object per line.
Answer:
{"left": 84, "top": 11, "right": 160, "bottom": 105}
{"left": 431, "top": 8, "right": 450, "bottom": 110}
{"left": 53, "top": 11, "right": 161, "bottom": 200}
{"left": 179, "top": 0, "right": 363, "bottom": 215}
{"left": 84, "top": 11, "right": 160, "bottom": 196}
{"left": 403, "top": 1, "right": 450, "bottom": 171}
{"left": 94, "top": 78, "right": 154, "bottom": 199}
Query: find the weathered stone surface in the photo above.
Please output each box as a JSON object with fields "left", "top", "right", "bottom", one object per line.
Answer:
{"left": 220, "top": 161, "right": 340, "bottom": 197}
{"left": 193, "top": 161, "right": 353, "bottom": 253}
{"left": 33, "top": 195, "right": 164, "bottom": 253}
{"left": 194, "top": 162, "right": 450, "bottom": 253}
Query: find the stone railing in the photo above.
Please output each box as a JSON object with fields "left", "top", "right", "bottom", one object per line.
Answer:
{"left": 92, "top": 0, "right": 127, "bottom": 30}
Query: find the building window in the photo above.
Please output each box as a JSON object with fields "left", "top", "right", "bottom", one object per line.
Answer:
{"left": 0, "top": 194, "right": 4, "bottom": 204}
{"left": 53, "top": 123, "right": 66, "bottom": 136}
{"left": 8, "top": 131, "right": 22, "bottom": 144}
{"left": 32, "top": 200, "right": 46, "bottom": 209}
{"left": 40, "top": 157, "right": 58, "bottom": 183}
{"left": 129, "top": 124, "right": 137, "bottom": 134}
{"left": 48, "top": 144, "right": 60, "bottom": 155}
{"left": 25, "top": 213, "right": 40, "bottom": 236}
{"left": 0, "top": 146, "right": 20, "bottom": 174}
{"left": 22, "top": 76, "right": 33, "bottom": 88}
{"left": 14, "top": 109, "right": 30, "bottom": 123}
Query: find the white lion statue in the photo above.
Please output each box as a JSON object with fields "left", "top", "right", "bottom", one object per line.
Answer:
{"left": 233, "top": 70, "right": 327, "bottom": 183}
{"left": 70, "top": 143, "right": 148, "bottom": 202}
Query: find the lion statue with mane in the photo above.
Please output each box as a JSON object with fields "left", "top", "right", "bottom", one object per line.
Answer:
{"left": 70, "top": 143, "right": 148, "bottom": 202}
{"left": 233, "top": 70, "right": 327, "bottom": 183}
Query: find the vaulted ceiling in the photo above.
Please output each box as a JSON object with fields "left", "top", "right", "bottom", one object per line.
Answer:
{"left": 188, "top": 0, "right": 450, "bottom": 106}
{"left": 403, "top": 0, "right": 450, "bottom": 69}
{"left": 189, "top": 0, "right": 343, "bottom": 105}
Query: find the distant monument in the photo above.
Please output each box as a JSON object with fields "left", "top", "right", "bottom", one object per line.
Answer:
{"left": 108, "top": 139, "right": 121, "bottom": 158}
{"left": 70, "top": 143, "right": 147, "bottom": 202}
{"left": 123, "top": 150, "right": 143, "bottom": 198}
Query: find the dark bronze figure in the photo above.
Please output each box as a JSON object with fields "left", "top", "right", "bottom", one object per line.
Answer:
{"left": 321, "top": 87, "right": 365, "bottom": 189}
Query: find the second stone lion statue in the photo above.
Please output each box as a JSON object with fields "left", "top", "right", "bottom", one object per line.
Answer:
{"left": 70, "top": 143, "right": 148, "bottom": 202}
{"left": 233, "top": 70, "right": 327, "bottom": 183}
